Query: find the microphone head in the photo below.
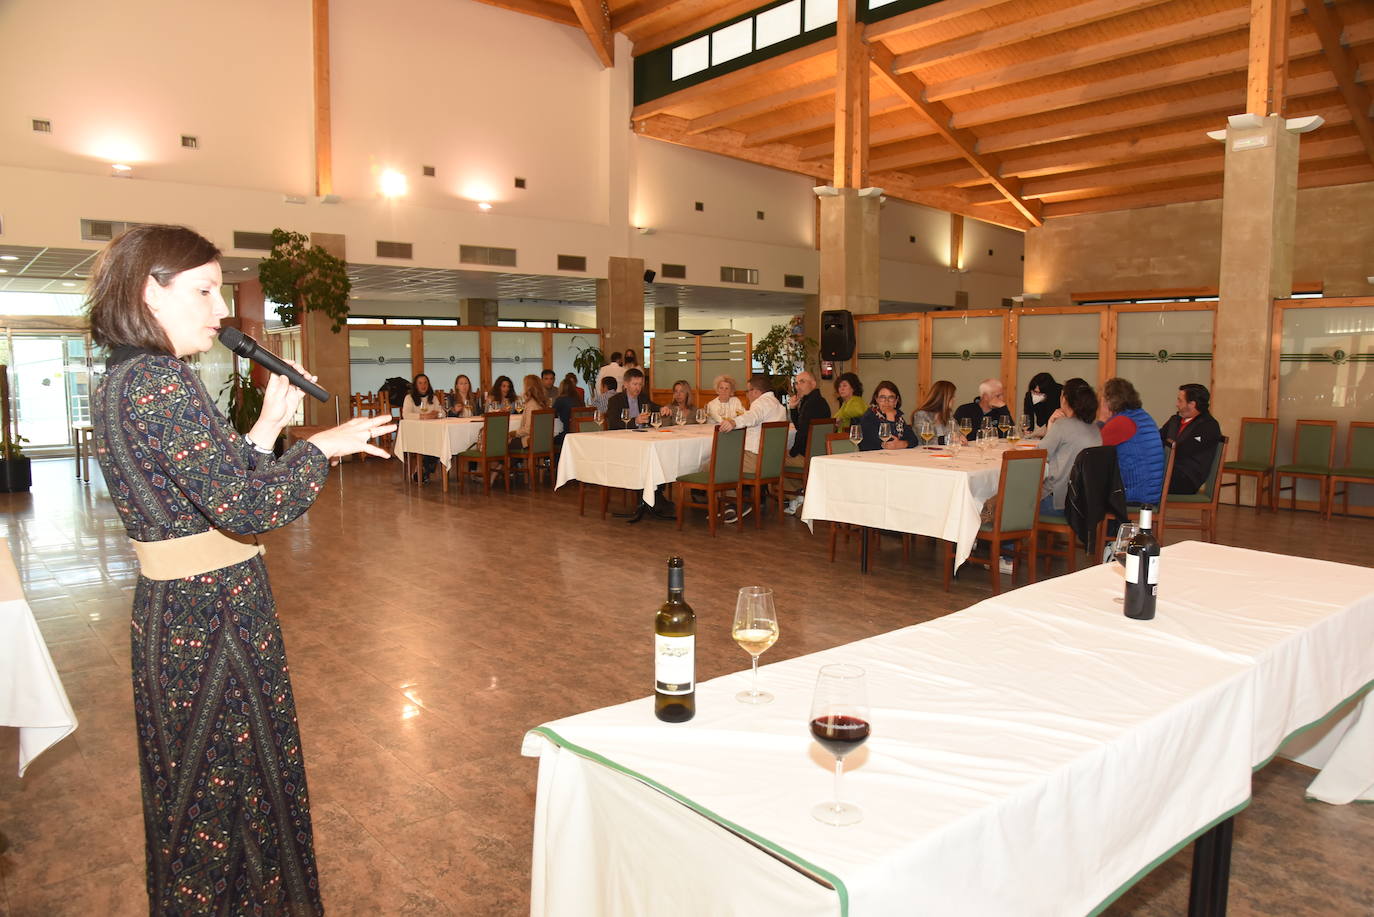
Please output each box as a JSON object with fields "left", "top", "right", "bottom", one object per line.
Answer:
{"left": 217, "top": 325, "right": 250, "bottom": 355}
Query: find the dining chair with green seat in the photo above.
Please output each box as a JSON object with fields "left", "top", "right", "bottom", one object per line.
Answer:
{"left": 456, "top": 412, "right": 510, "bottom": 495}
{"left": 1326, "top": 421, "right": 1374, "bottom": 520}
{"left": 1272, "top": 419, "right": 1337, "bottom": 514}
{"left": 675, "top": 426, "right": 746, "bottom": 537}
{"left": 943, "top": 448, "right": 1046, "bottom": 595}
{"left": 743, "top": 421, "right": 790, "bottom": 528}
{"left": 781, "top": 417, "right": 836, "bottom": 502}
{"left": 1156, "top": 436, "right": 1228, "bottom": 543}
{"left": 571, "top": 417, "right": 615, "bottom": 517}
{"left": 509, "top": 409, "right": 556, "bottom": 489}
{"left": 1218, "top": 417, "right": 1277, "bottom": 511}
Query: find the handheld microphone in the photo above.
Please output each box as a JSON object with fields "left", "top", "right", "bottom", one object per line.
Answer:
{"left": 217, "top": 326, "right": 330, "bottom": 402}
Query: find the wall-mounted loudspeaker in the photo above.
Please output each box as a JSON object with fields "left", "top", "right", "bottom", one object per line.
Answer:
{"left": 820, "top": 310, "right": 856, "bottom": 361}
{"left": 643, "top": 269, "right": 656, "bottom": 283}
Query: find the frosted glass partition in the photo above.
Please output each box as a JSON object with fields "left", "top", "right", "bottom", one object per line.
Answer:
{"left": 1277, "top": 305, "right": 1374, "bottom": 507}
{"left": 653, "top": 332, "right": 698, "bottom": 391}
{"left": 490, "top": 330, "right": 542, "bottom": 389}
{"left": 1115, "top": 309, "right": 1213, "bottom": 425}
{"left": 1016, "top": 312, "right": 1100, "bottom": 407}
{"left": 931, "top": 315, "right": 1003, "bottom": 407}
{"left": 699, "top": 329, "right": 749, "bottom": 393}
{"left": 855, "top": 319, "right": 919, "bottom": 405}
{"left": 421, "top": 330, "right": 480, "bottom": 394}
{"left": 349, "top": 329, "right": 412, "bottom": 404}
{"left": 554, "top": 332, "right": 596, "bottom": 395}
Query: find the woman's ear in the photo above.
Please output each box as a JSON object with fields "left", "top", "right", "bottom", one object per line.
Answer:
{"left": 143, "top": 274, "right": 165, "bottom": 316}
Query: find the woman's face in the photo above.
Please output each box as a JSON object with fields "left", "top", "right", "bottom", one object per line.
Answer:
{"left": 415, "top": 376, "right": 431, "bottom": 395}
{"left": 144, "top": 260, "right": 227, "bottom": 357}
{"left": 715, "top": 380, "right": 733, "bottom": 401}
{"left": 837, "top": 379, "right": 853, "bottom": 399}
{"left": 674, "top": 384, "right": 690, "bottom": 406}
{"left": 457, "top": 377, "right": 471, "bottom": 395}
{"left": 499, "top": 379, "right": 512, "bottom": 396}
{"left": 874, "top": 388, "right": 898, "bottom": 414}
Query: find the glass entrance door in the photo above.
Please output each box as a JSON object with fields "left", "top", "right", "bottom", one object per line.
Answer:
{"left": 4, "top": 332, "right": 96, "bottom": 451}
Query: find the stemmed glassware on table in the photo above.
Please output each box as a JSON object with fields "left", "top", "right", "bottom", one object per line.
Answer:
{"left": 620, "top": 407, "right": 631, "bottom": 428}
{"left": 592, "top": 407, "right": 603, "bottom": 426}
{"left": 848, "top": 424, "right": 863, "bottom": 447}
{"left": 1020, "top": 414, "right": 1036, "bottom": 439}
{"left": 976, "top": 429, "right": 993, "bottom": 461}
{"left": 696, "top": 407, "right": 709, "bottom": 425}
{"left": 997, "top": 415, "right": 1013, "bottom": 438}
{"left": 675, "top": 408, "right": 686, "bottom": 426}
{"left": 1107, "top": 523, "right": 1140, "bottom": 602}
{"left": 1005, "top": 419, "right": 1023, "bottom": 446}
{"left": 732, "top": 587, "right": 779, "bottom": 704}
{"left": 810, "top": 664, "right": 870, "bottom": 826}
{"left": 918, "top": 420, "right": 935, "bottom": 448}
{"left": 959, "top": 418, "right": 973, "bottom": 442}
{"left": 650, "top": 410, "right": 664, "bottom": 430}
{"left": 878, "top": 421, "right": 894, "bottom": 446}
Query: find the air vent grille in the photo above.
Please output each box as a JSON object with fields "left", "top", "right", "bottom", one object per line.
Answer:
{"left": 460, "top": 245, "right": 517, "bottom": 267}
{"left": 661, "top": 263, "right": 686, "bottom": 280}
{"left": 181, "top": 135, "right": 199, "bottom": 149}
{"left": 955, "top": 290, "right": 970, "bottom": 309}
{"left": 233, "top": 231, "right": 275, "bottom": 251}
{"left": 82, "top": 219, "right": 142, "bottom": 242}
{"left": 720, "top": 266, "right": 758, "bottom": 285}
{"left": 557, "top": 254, "right": 587, "bottom": 272}
{"left": 32, "top": 119, "right": 51, "bottom": 133}
{"left": 376, "top": 240, "right": 413, "bottom": 259}
{"left": 783, "top": 274, "right": 804, "bottom": 289}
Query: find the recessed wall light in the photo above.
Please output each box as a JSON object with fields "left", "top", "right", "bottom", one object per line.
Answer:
{"left": 0, "top": 269, "right": 8, "bottom": 274}
{"left": 111, "top": 163, "right": 133, "bottom": 177}
{"left": 62, "top": 281, "right": 77, "bottom": 287}
{"left": 379, "top": 169, "right": 407, "bottom": 197}
{"left": 478, "top": 202, "right": 492, "bottom": 211}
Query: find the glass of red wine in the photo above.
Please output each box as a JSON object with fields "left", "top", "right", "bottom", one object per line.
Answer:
{"left": 809, "top": 663, "right": 870, "bottom": 826}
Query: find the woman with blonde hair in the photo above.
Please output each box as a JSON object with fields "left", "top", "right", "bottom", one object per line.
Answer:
{"left": 511, "top": 373, "right": 550, "bottom": 447}
{"left": 705, "top": 374, "right": 743, "bottom": 423}
{"left": 911, "top": 380, "right": 963, "bottom": 444}
{"left": 448, "top": 373, "right": 480, "bottom": 417}
{"left": 659, "top": 379, "right": 697, "bottom": 422}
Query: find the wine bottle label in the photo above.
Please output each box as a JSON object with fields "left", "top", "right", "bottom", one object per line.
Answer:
{"left": 1125, "top": 553, "right": 1160, "bottom": 586}
{"left": 655, "top": 634, "right": 694, "bottom": 695}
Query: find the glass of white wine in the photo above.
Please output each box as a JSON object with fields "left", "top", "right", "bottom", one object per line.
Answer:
{"left": 848, "top": 424, "right": 863, "bottom": 446}
{"left": 650, "top": 410, "right": 663, "bottom": 430}
{"left": 959, "top": 417, "right": 973, "bottom": 441}
{"left": 733, "top": 586, "right": 779, "bottom": 704}
{"left": 620, "top": 407, "right": 631, "bottom": 428}
{"left": 997, "top": 415, "right": 1012, "bottom": 438}
{"left": 918, "top": 420, "right": 935, "bottom": 447}
{"left": 1005, "top": 422, "right": 1021, "bottom": 446}
{"left": 696, "top": 407, "right": 709, "bottom": 425}
{"left": 878, "top": 421, "right": 893, "bottom": 445}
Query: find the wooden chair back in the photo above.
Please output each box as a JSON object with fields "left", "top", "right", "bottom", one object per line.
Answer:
{"left": 1159, "top": 436, "right": 1228, "bottom": 541}
{"left": 1234, "top": 417, "right": 1277, "bottom": 467}
{"left": 706, "top": 427, "right": 747, "bottom": 485}
{"left": 994, "top": 448, "right": 1048, "bottom": 535}
{"left": 1290, "top": 419, "right": 1337, "bottom": 469}
{"left": 826, "top": 432, "right": 858, "bottom": 455}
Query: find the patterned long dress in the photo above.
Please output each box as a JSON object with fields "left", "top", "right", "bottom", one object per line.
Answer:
{"left": 93, "top": 348, "right": 330, "bottom": 916}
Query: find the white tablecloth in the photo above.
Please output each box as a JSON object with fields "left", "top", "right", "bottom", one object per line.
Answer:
{"left": 801, "top": 445, "right": 1009, "bottom": 570}
{"left": 0, "top": 539, "right": 77, "bottom": 777}
{"left": 523, "top": 542, "right": 1374, "bottom": 916}
{"left": 392, "top": 417, "right": 486, "bottom": 469}
{"left": 555, "top": 425, "right": 717, "bottom": 506}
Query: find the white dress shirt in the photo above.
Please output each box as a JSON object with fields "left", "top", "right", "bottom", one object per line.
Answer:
{"left": 729, "top": 391, "right": 788, "bottom": 454}
{"left": 705, "top": 396, "right": 744, "bottom": 424}
{"left": 401, "top": 393, "right": 445, "bottom": 420}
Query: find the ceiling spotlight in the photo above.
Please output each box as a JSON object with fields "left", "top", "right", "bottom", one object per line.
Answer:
{"left": 379, "top": 169, "right": 407, "bottom": 197}
{"left": 478, "top": 201, "right": 492, "bottom": 211}
{"left": 111, "top": 163, "right": 133, "bottom": 177}
{"left": 1285, "top": 115, "right": 1324, "bottom": 134}
{"left": 636, "top": 226, "right": 654, "bottom": 235}
{"left": 812, "top": 186, "right": 840, "bottom": 197}
{"left": 856, "top": 186, "right": 885, "bottom": 198}
{"left": 1226, "top": 113, "right": 1265, "bottom": 131}
{"left": 0, "top": 255, "right": 17, "bottom": 261}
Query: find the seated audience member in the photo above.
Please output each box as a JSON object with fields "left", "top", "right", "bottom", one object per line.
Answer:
{"left": 911, "top": 380, "right": 963, "bottom": 445}
{"left": 1023, "top": 372, "right": 1063, "bottom": 433}
{"left": 552, "top": 376, "right": 583, "bottom": 449}
{"left": 488, "top": 375, "right": 516, "bottom": 412}
{"left": 1038, "top": 378, "right": 1102, "bottom": 513}
{"left": 563, "top": 372, "right": 585, "bottom": 403}
{"left": 541, "top": 368, "right": 557, "bottom": 404}
{"left": 1099, "top": 377, "right": 1164, "bottom": 506}
{"left": 780, "top": 370, "right": 832, "bottom": 514}
{"left": 592, "top": 375, "right": 617, "bottom": 414}
{"left": 448, "top": 374, "right": 480, "bottom": 417}
{"left": 605, "top": 368, "right": 658, "bottom": 430}
{"left": 403, "top": 373, "right": 445, "bottom": 482}
{"left": 659, "top": 380, "right": 697, "bottom": 421}
{"left": 705, "top": 375, "right": 743, "bottom": 423}
{"left": 953, "top": 378, "right": 1015, "bottom": 434}
{"left": 858, "top": 381, "right": 921, "bottom": 452}
{"left": 509, "top": 374, "right": 550, "bottom": 448}
{"left": 1159, "top": 383, "right": 1223, "bottom": 495}
{"left": 833, "top": 372, "right": 865, "bottom": 431}
{"left": 719, "top": 375, "right": 788, "bottom": 473}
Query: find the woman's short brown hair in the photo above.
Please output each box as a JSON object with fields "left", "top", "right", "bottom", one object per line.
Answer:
{"left": 1102, "top": 377, "right": 1143, "bottom": 414}
{"left": 86, "top": 225, "right": 221, "bottom": 352}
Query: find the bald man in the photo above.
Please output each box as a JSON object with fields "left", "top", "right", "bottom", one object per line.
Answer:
{"left": 953, "top": 377, "right": 1014, "bottom": 436}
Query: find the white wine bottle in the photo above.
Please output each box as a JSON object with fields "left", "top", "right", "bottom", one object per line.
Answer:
{"left": 654, "top": 555, "right": 696, "bottom": 722}
{"left": 1123, "top": 506, "right": 1160, "bottom": 620}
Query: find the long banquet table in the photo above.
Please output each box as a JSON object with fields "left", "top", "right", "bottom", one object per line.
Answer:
{"left": 393, "top": 417, "right": 488, "bottom": 491}
{"left": 523, "top": 542, "right": 1374, "bottom": 916}
{"left": 801, "top": 443, "right": 1013, "bottom": 571}
{"left": 0, "top": 537, "right": 78, "bottom": 777}
{"left": 555, "top": 424, "right": 718, "bottom": 507}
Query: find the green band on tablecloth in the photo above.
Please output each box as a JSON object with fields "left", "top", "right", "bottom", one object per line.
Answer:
{"left": 1086, "top": 798, "right": 1251, "bottom": 917}
{"left": 1253, "top": 677, "right": 1374, "bottom": 772}
{"left": 527, "top": 725, "right": 852, "bottom": 917}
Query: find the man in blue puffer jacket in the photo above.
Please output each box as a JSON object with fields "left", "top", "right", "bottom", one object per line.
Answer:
{"left": 1098, "top": 377, "right": 1164, "bottom": 506}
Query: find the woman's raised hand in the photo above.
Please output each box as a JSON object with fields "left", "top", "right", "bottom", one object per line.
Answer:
{"left": 308, "top": 415, "right": 398, "bottom": 462}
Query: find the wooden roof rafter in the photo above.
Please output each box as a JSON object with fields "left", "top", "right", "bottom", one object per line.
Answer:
{"left": 1303, "top": 0, "right": 1374, "bottom": 166}
{"left": 568, "top": 0, "right": 615, "bottom": 67}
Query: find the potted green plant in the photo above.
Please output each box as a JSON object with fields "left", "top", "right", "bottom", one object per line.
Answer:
{"left": 219, "top": 369, "right": 264, "bottom": 436}
{"left": 0, "top": 365, "right": 31, "bottom": 492}
{"left": 570, "top": 335, "right": 605, "bottom": 390}
{"left": 752, "top": 316, "right": 817, "bottom": 379}
{"left": 257, "top": 228, "right": 352, "bottom": 331}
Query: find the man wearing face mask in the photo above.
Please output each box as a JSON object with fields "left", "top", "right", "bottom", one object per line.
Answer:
{"left": 1023, "top": 373, "right": 1063, "bottom": 432}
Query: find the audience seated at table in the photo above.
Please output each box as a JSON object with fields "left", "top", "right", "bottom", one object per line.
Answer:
{"left": 659, "top": 380, "right": 698, "bottom": 422}
{"left": 1023, "top": 372, "right": 1063, "bottom": 434}
{"left": 488, "top": 375, "right": 517, "bottom": 412}
{"left": 511, "top": 374, "right": 551, "bottom": 448}
{"left": 1099, "top": 376, "right": 1164, "bottom": 506}
{"left": 833, "top": 372, "right": 865, "bottom": 431}
{"left": 953, "top": 378, "right": 1015, "bottom": 434}
{"left": 911, "top": 380, "right": 964, "bottom": 445}
{"left": 719, "top": 374, "right": 788, "bottom": 473}
{"left": 606, "top": 368, "right": 658, "bottom": 429}
{"left": 403, "top": 373, "right": 445, "bottom": 482}
{"left": 788, "top": 370, "right": 830, "bottom": 468}
{"left": 553, "top": 376, "right": 584, "bottom": 449}
{"left": 858, "top": 381, "right": 922, "bottom": 451}
{"left": 705, "top": 375, "right": 744, "bottom": 423}
{"left": 597, "top": 351, "right": 625, "bottom": 392}
{"left": 563, "top": 372, "right": 585, "bottom": 404}
{"left": 1038, "top": 377, "right": 1102, "bottom": 513}
{"left": 1159, "top": 382, "right": 1223, "bottom": 495}
{"left": 448, "top": 373, "right": 481, "bottom": 417}
{"left": 541, "top": 368, "right": 558, "bottom": 404}
{"left": 592, "top": 375, "right": 617, "bottom": 415}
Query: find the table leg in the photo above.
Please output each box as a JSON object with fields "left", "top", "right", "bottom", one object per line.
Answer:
{"left": 82, "top": 431, "right": 91, "bottom": 483}
{"left": 860, "top": 526, "right": 870, "bottom": 574}
{"left": 1187, "top": 815, "right": 1233, "bottom": 917}
{"left": 73, "top": 428, "right": 81, "bottom": 479}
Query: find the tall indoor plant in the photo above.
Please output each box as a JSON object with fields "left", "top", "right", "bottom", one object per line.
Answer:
{"left": 257, "top": 228, "right": 352, "bottom": 331}
{"left": 752, "top": 316, "right": 816, "bottom": 379}
{"left": 569, "top": 335, "right": 605, "bottom": 390}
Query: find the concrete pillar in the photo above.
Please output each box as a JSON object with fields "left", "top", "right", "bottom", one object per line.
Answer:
{"left": 234, "top": 278, "right": 269, "bottom": 389}
{"left": 816, "top": 189, "right": 880, "bottom": 374}
{"left": 1214, "top": 115, "right": 1299, "bottom": 455}
{"left": 301, "top": 232, "right": 351, "bottom": 427}
{"left": 653, "top": 306, "right": 679, "bottom": 333}
{"left": 596, "top": 256, "right": 645, "bottom": 359}
{"left": 460, "top": 298, "right": 499, "bottom": 326}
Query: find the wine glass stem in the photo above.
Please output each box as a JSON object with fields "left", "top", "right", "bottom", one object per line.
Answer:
{"left": 750, "top": 654, "right": 760, "bottom": 697}
{"left": 832, "top": 755, "right": 846, "bottom": 812}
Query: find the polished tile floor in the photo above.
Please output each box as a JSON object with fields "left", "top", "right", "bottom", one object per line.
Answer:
{"left": 1, "top": 457, "right": 1371, "bottom": 915}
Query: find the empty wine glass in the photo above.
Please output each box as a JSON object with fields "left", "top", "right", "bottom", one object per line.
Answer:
{"left": 696, "top": 407, "right": 709, "bottom": 425}
{"left": 620, "top": 407, "right": 631, "bottom": 428}
{"left": 947, "top": 438, "right": 963, "bottom": 458}
{"left": 810, "top": 664, "right": 869, "bottom": 826}
{"left": 1108, "top": 523, "right": 1140, "bottom": 567}
{"left": 592, "top": 407, "right": 603, "bottom": 425}
{"left": 878, "top": 421, "right": 893, "bottom": 444}
{"left": 650, "top": 411, "right": 663, "bottom": 430}
{"left": 1020, "top": 414, "right": 1035, "bottom": 438}
{"left": 848, "top": 424, "right": 863, "bottom": 446}
{"left": 976, "top": 429, "right": 992, "bottom": 460}
{"left": 733, "top": 586, "right": 779, "bottom": 704}
{"left": 675, "top": 408, "right": 686, "bottom": 426}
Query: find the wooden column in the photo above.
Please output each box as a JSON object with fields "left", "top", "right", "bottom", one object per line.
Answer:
{"left": 832, "top": 0, "right": 868, "bottom": 189}
{"left": 1246, "top": 0, "right": 1289, "bottom": 117}
{"left": 301, "top": 232, "right": 350, "bottom": 426}
{"left": 949, "top": 214, "right": 965, "bottom": 271}
{"left": 312, "top": 0, "right": 333, "bottom": 197}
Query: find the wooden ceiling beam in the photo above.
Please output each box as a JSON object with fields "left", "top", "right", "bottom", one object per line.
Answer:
{"left": 612, "top": 0, "right": 679, "bottom": 33}
{"left": 631, "top": 0, "right": 769, "bottom": 56}
{"left": 1248, "top": 0, "right": 1292, "bottom": 115}
{"left": 686, "top": 78, "right": 836, "bottom": 135}
{"left": 868, "top": 144, "right": 965, "bottom": 173}
{"left": 1042, "top": 182, "right": 1224, "bottom": 218}
{"left": 922, "top": 5, "right": 1255, "bottom": 103}
{"left": 469, "top": 0, "right": 579, "bottom": 29}
{"left": 745, "top": 95, "right": 909, "bottom": 147}
{"left": 891, "top": 164, "right": 985, "bottom": 190}
{"left": 632, "top": 39, "right": 834, "bottom": 120}
{"left": 866, "top": 0, "right": 1012, "bottom": 42}
{"left": 869, "top": 41, "right": 1042, "bottom": 225}
{"left": 1304, "top": 0, "right": 1374, "bottom": 166}
{"left": 833, "top": 0, "right": 868, "bottom": 188}
{"left": 568, "top": 0, "right": 614, "bottom": 68}
{"left": 892, "top": 0, "right": 1174, "bottom": 75}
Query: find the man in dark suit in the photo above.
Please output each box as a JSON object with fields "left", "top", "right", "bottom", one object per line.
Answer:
{"left": 953, "top": 378, "right": 1015, "bottom": 435}
{"left": 603, "top": 368, "right": 672, "bottom": 521}
{"left": 1159, "top": 382, "right": 1223, "bottom": 495}
{"left": 784, "top": 370, "right": 830, "bottom": 514}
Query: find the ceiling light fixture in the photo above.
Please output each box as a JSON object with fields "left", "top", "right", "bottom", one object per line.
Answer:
{"left": 478, "top": 201, "right": 492, "bottom": 211}
{"left": 111, "top": 163, "right": 133, "bottom": 177}
{"left": 0, "top": 255, "right": 18, "bottom": 261}
{"left": 379, "top": 169, "right": 408, "bottom": 197}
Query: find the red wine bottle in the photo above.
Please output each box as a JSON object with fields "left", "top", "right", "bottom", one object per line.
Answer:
{"left": 1124, "top": 506, "right": 1160, "bottom": 620}
{"left": 654, "top": 556, "right": 695, "bottom": 722}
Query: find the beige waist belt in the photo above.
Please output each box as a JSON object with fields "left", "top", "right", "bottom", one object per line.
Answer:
{"left": 130, "top": 530, "right": 265, "bottom": 581}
